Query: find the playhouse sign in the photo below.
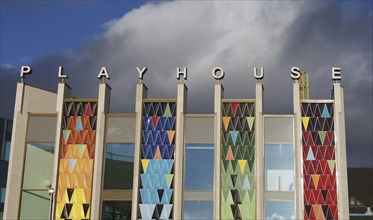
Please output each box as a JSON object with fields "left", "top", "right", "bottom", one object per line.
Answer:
{"left": 19, "top": 66, "right": 342, "bottom": 81}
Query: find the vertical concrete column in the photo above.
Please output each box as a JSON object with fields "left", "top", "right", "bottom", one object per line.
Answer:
{"left": 333, "top": 84, "right": 349, "bottom": 219}
{"left": 293, "top": 82, "right": 304, "bottom": 219}
{"left": 3, "top": 82, "right": 27, "bottom": 219}
{"left": 91, "top": 83, "right": 111, "bottom": 219}
{"left": 50, "top": 83, "right": 71, "bottom": 219}
{"left": 174, "top": 83, "right": 187, "bottom": 219}
{"left": 255, "top": 83, "right": 264, "bottom": 219}
{"left": 131, "top": 83, "right": 148, "bottom": 219}
{"left": 213, "top": 83, "right": 224, "bottom": 219}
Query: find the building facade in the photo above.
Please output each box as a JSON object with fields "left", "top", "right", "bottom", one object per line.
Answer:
{"left": 3, "top": 79, "right": 349, "bottom": 220}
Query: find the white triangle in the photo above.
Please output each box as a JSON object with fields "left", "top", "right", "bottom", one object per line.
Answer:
{"left": 307, "top": 148, "right": 315, "bottom": 160}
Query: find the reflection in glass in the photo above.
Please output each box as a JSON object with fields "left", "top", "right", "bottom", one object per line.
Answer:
{"left": 104, "top": 144, "right": 135, "bottom": 189}
{"left": 184, "top": 201, "right": 213, "bottom": 219}
{"left": 20, "top": 143, "right": 54, "bottom": 219}
{"left": 266, "top": 201, "right": 295, "bottom": 220}
{"left": 102, "top": 201, "right": 131, "bottom": 220}
{"left": 19, "top": 190, "right": 50, "bottom": 220}
{"left": 265, "top": 144, "right": 294, "bottom": 191}
{"left": 23, "top": 143, "right": 54, "bottom": 189}
{"left": 185, "top": 144, "right": 214, "bottom": 190}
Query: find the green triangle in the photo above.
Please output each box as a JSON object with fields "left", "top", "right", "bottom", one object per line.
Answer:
{"left": 221, "top": 174, "right": 229, "bottom": 188}
{"left": 222, "top": 145, "right": 229, "bottom": 160}
{"left": 241, "top": 190, "right": 250, "bottom": 204}
{"left": 248, "top": 190, "right": 255, "bottom": 203}
{"left": 165, "top": 174, "right": 174, "bottom": 188}
{"left": 239, "top": 204, "right": 250, "bottom": 219}
{"left": 226, "top": 160, "right": 234, "bottom": 174}
{"left": 243, "top": 132, "right": 250, "bottom": 145}
{"left": 163, "top": 104, "right": 172, "bottom": 117}
{"left": 246, "top": 117, "right": 255, "bottom": 131}
{"left": 222, "top": 160, "right": 230, "bottom": 173}
{"left": 63, "top": 130, "right": 71, "bottom": 144}
{"left": 221, "top": 204, "right": 234, "bottom": 219}
{"left": 77, "top": 144, "right": 86, "bottom": 158}
{"left": 222, "top": 189, "right": 230, "bottom": 203}
{"left": 318, "top": 131, "right": 327, "bottom": 145}
{"left": 231, "top": 160, "right": 238, "bottom": 173}
{"left": 327, "top": 160, "right": 336, "bottom": 173}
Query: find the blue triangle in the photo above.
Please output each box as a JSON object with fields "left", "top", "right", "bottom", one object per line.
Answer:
{"left": 160, "top": 175, "right": 168, "bottom": 188}
{"left": 231, "top": 131, "right": 239, "bottom": 145}
{"left": 322, "top": 104, "right": 330, "bottom": 118}
{"left": 75, "top": 117, "right": 83, "bottom": 131}
{"left": 153, "top": 160, "right": 161, "bottom": 174}
{"left": 166, "top": 160, "right": 174, "bottom": 174}
{"left": 167, "top": 145, "right": 174, "bottom": 159}
{"left": 160, "top": 117, "right": 167, "bottom": 130}
{"left": 243, "top": 175, "right": 251, "bottom": 190}
{"left": 140, "top": 189, "right": 151, "bottom": 204}
{"left": 143, "top": 116, "right": 152, "bottom": 130}
{"left": 69, "top": 159, "right": 77, "bottom": 173}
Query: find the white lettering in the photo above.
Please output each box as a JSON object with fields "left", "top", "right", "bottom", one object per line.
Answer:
{"left": 176, "top": 67, "right": 187, "bottom": 80}
{"left": 332, "top": 67, "right": 341, "bottom": 80}
{"left": 20, "top": 66, "right": 32, "bottom": 78}
{"left": 98, "top": 67, "right": 110, "bottom": 79}
{"left": 290, "top": 67, "right": 301, "bottom": 80}
{"left": 58, "top": 66, "right": 68, "bottom": 78}
{"left": 253, "top": 67, "right": 264, "bottom": 79}
{"left": 137, "top": 67, "right": 148, "bottom": 80}
{"left": 212, "top": 67, "right": 225, "bottom": 80}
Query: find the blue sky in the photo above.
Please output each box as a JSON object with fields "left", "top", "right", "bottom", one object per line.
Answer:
{"left": 1, "top": 1, "right": 146, "bottom": 64}
{"left": 0, "top": 1, "right": 372, "bottom": 168}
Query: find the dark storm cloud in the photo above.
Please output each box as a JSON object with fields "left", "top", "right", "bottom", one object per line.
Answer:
{"left": 0, "top": 1, "right": 371, "bottom": 167}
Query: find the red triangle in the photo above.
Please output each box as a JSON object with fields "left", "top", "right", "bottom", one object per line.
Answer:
{"left": 315, "top": 190, "right": 324, "bottom": 204}
{"left": 304, "top": 189, "right": 311, "bottom": 204}
{"left": 89, "top": 130, "right": 96, "bottom": 144}
{"left": 231, "top": 103, "right": 239, "bottom": 116}
{"left": 320, "top": 160, "right": 329, "bottom": 174}
{"left": 329, "top": 175, "right": 336, "bottom": 189}
{"left": 67, "top": 117, "right": 76, "bottom": 130}
{"left": 226, "top": 146, "right": 235, "bottom": 160}
{"left": 325, "top": 175, "right": 333, "bottom": 190}
{"left": 304, "top": 175, "right": 311, "bottom": 189}
{"left": 303, "top": 146, "right": 310, "bottom": 160}
{"left": 152, "top": 116, "right": 160, "bottom": 129}
{"left": 329, "top": 205, "right": 338, "bottom": 219}
{"left": 318, "top": 174, "right": 326, "bottom": 189}
{"left": 325, "top": 131, "right": 334, "bottom": 145}
{"left": 309, "top": 190, "right": 316, "bottom": 204}
{"left": 85, "top": 103, "right": 93, "bottom": 116}
{"left": 87, "top": 144, "right": 95, "bottom": 159}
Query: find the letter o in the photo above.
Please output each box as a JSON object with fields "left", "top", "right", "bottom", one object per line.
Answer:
{"left": 212, "top": 67, "right": 225, "bottom": 80}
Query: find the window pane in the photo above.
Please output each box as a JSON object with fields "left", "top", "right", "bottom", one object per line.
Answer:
{"left": 3, "top": 141, "right": 10, "bottom": 161}
{"left": 104, "top": 144, "right": 135, "bottom": 189}
{"left": 264, "top": 117, "right": 293, "bottom": 143}
{"left": 27, "top": 116, "right": 57, "bottom": 142}
{"left": 186, "top": 117, "right": 214, "bottom": 143}
{"left": 184, "top": 201, "right": 213, "bottom": 219}
{"left": 266, "top": 201, "right": 295, "bottom": 219}
{"left": 185, "top": 144, "right": 214, "bottom": 190}
{"left": 106, "top": 117, "right": 136, "bottom": 143}
{"left": 265, "top": 144, "right": 294, "bottom": 191}
{"left": 23, "top": 143, "right": 54, "bottom": 189}
{"left": 102, "top": 201, "right": 131, "bottom": 220}
{"left": 19, "top": 190, "right": 50, "bottom": 220}
{"left": 0, "top": 187, "right": 5, "bottom": 203}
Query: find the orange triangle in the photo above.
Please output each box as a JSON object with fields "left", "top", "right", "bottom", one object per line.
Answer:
{"left": 167, "top": 131, "right": 175, "bottom": 144}
{"left": 312, "top": 175, "right": 320, "bottom": 190}
{"left": 222, "top": 117, "right": 230, "bottom": 131}
{"left": 154, "top": 146, "right": 162, "bottom": 160}
{"left": 226, "top": 146, "right": 235, "bottom": 160}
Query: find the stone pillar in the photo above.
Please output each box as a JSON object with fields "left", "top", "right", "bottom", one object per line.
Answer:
{"left": 50, "top": 83, "right": 71, "bottom": 219}
{"left": 174, "top": 83, "right": 187, "bottom": 219}
{"left": 333, "top": 84, "right": 349, "bottom": 219}
{"left": 213, "top": 83, "right": 224, "bottom": 219}
{"left": 3, "top": 82, "right": 27, "bottom": 219}
{"left": 91, "top": 83, "right": 111, "bottom": 219}
{"left": 255, "top": 83, "right": 264, "bottom": 219}
{"left": 293, "top": 82, "right": 304, "bottom": 220}
{"left": 131, "top": 83, "right": 148, "bottom": 219}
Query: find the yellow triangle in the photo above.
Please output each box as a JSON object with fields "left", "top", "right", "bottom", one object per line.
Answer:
{"left": 141, "top": 159, "right": 150, "bottom": 173}
{"left": 222, "top": 117, "right": 230, "bottom": 131}
{"left": 302, "top": 117, "right": 310, "bottom": 130}
{"left": 312, "top": 174, "right": 320, "bottom": 189}
{"left": 238, "top": 160, "right": 247, "bottom": 174}
{"left": 167, "top": 130, "right": 175, "bottom": 144}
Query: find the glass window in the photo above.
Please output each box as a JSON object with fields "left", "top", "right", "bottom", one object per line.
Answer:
{"left": 0, "top": 187, "right": 5, "bottom": 203}
{"left": 184, "top": 201, "right": 213, "bottom": 219}
{"left": 102, "top": 201, "right": 131, "bottom": 220}
{"left": 265, "top": 144, "right": 294, "bottom": 191}
{"left": 264, "top": 117, "right": 293, "bottom": 143}
{"left": 185, "top": 144, "right": 214, "bottom": 190}
{"left": 3, "top": 141, "right": 10, "bottom": 161}
{"left": 22, "top": 143, "right": 55, "bottom": 189}
{"left": 19, "top": 143, "right": 54, "bottom": 219}
{"left": 19, "top": 190, "right": 50, "bottom": 220}
{"left": 27, "top": 116, "right": 57, "bottom": 142}
{"left": 185, "top": 117, "right": 214, "bottom": 143}
{"left": 104, "top": 144, "right": 135, "bottom": 189}
{"left": 106, "top": 117, "right": 136, "bottom": 143}
{"left": 265, "top": 201, "right": 295, "bottom": 220}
